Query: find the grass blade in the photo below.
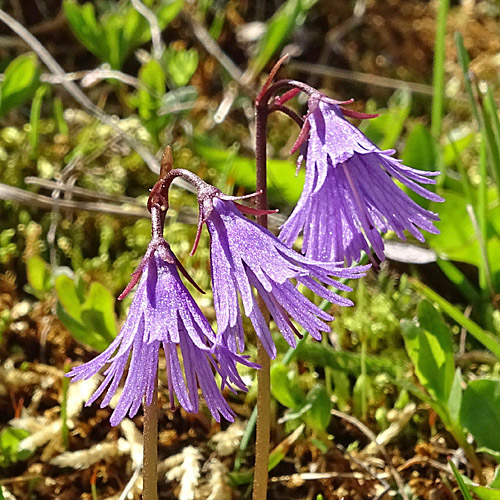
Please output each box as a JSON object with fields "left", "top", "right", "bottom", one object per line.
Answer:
{"left": 409, "top": 278, "right": 500, "bottom": 360}
{"left": 454, "top": 32, "right": 480, "bottom": 124}
{"left": 431, "top": 0, "right": 450, "bottom": 140}
{"left": 436, "top": 258, "right": 481, "bottom": 310}
{"left": 448, "top": 460, "right": 474, "bottom": 500}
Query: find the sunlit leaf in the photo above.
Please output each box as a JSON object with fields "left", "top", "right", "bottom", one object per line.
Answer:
{"left": 305, "top": 384, "right": 331, "bottom": 434}
{"left": 460, "top": 379, "right": 500, "bottom": 452}
{"left": 362, "top": 89, "right": 411, "bottom": 150}
{"left": 270, "top": 364, "right": 306, "bottom": 410}
{"left": 81, "top": 282, "right": 117, "bottom": 342}
{"left": 0, "top": 428, "right": 33, "bottom": 468}
{"left": 0, "top": 53, "right": 41, "bottom": 116}
{"left": 165, "top": 47, "right": 199, "bottom": 87}
{"left": 26, "top": 255, "right": 51, "bottom": 295}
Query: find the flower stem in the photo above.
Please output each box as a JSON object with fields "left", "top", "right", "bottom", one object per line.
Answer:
{"left": 252, "top": 99, "right": 271, "bottom": 500}
{"left": 143, "top": 375, "right": 158, "bottom": 500}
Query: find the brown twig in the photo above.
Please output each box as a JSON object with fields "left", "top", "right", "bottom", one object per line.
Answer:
{"left": 0, "top": 8, "right": 160, "bottom": 174}
{"left": 130, "top": 0, "right": 164, "bottom": 60}
{"left": 24, "top": 177, "right": 143, "bottom": 206}
{"left": 289, "top": 60, "right": 435, "bottom": 96}
{"left": 336, "top": 443, "right": 391, "bottom": 491}
{"left": 182, "top": 10, "right": 247, "bottom": 89}
{"left": 0, "top": 182, "right": 149, "bottom": 218}
{"left": 331, "top": 409, "right": 409, "bottom": 500}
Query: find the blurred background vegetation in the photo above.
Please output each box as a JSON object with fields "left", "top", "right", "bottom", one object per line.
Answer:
{"left": 1, "top": 0, "right": 500, "bottom": 499}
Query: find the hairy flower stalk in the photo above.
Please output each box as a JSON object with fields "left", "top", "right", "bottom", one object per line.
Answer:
{"left": 278, "top": 93, "right": 444, "bottom": 263}
{"left": 67, "top": 205, "right": 255, "bottom": 426}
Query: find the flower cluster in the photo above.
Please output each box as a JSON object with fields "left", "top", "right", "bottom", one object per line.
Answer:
{"left": 68, "top": 68, "right": 442, "bottom": 426}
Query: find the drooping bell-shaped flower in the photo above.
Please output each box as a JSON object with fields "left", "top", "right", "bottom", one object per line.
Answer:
{"left": 192, "top": 186, "right": 368, "bottom": 358}
{"left": 67, "top": 238, "right": 255, "bottom": 425}
{"left": 279, "top": 94, "right": 443, "bottom": 264}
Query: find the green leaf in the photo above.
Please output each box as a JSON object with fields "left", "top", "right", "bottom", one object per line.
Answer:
{"left": 29, "top": 84, "right": 50, "bottom": 155}
{"left": 141, "top": 59, "right": 166, "bottom": 95}
{"left": 130, "top": 59, "right": 170, "bottom": 138}
{"left": 401, "top": 301, "right": 455, "bottom": 404}
{"left": 449, "top": 460, "right": 474, "bottom": 500}
{"left": 81, "top": 282, "right": 117, "bottom": 342}
{"left": 165, "top": 47, "right": 199, "bottom": 87}
{"left": 418, "top": 301, "right": 455, "bottom": 397}
{"left": 436, "top": 258, "right": 481, "bottom": 308}
{"left": 426, "top": 189, "right": 500, "bottom": 292}
{"left": 0, "top": 53, "right": 41, "bottom": 116}
{"left": 55, "top": 275, "right": 83, "bottom": 321}
{"left": 489, "top": 468, "right": 500, "bottom": 488}
{"left": 402, "top": 124, "right": 436, "bottom": 173}
{"left": 56, "top": 302, "right": 90, "bottom": 347}
{"left": 193, "top": 135, "right": 305, "bottom": 205}
{"left": 63, "top": 2, "right": 105, "bottom": 59}
{"left": 430, "top": 0, "right": 449, "bottom": 140}
{"left": 55, "top": 276, "right": 114, "bottom": 352}
{"left": 268, "top": 424, "right": 304, "bottom": 470}
{"left": 159, "top": 86, "right": 198, "bottom": 115}
{"left": 305, "top": 384, "right": 331, "bottom": 434}
{"left": 26, "top": 255, "right": 51, "bottom": 294}
{"left": 352, "top": 373, "right": 373, "bottom": 418}
{"left": 277, "top": 336, "right": 398, "bottom": 377}
{"left": 443, "top": 130, "right": 474, "bottom": 167}
{"left": 270, "top": 364, "right": 306, "bottom": 410}
{"left": 427, "top": 191, "right": 477, "bottom": 263}
{"left": 122, "top": 7, "right": 145, "bottom": 51}
{"left": 53, "top": 97, "right": 69, "bottom": 136}
{"left": 468, "top": 483, "right": 500, "bottom": 499}
{"left": 479, "top": 82, "right": 500, "bottom": 195}
{"left": 131, "top": 0, "right": 184, "bottom": 46}
{"left": 362, "top": 89, "right": 411, "bottom": 150}
{"left": 0, "top": 428, "right": 33, "bottom": 468}
{"left": 476, "top": 447, "right": 500, "bottom": 463}
{"left": 460, "top": 379, "right": 500, "bottom": 452}
{"left": 64, "top": 0, "right": 183, "bottom": 69}
{"left": 410, "top": 278, "right": 500, "bottom": 360}
{"left": 461, "top": 466, "right": 500, "bottom": 499}
{"left": 56, "top": 302, "right": 110, "bottom": 352}
{"left": 447, "top": 368, "right": 463, "bottom": 423}
{"left": 104, "top": 15, "right": 128, "bottom": 70}
{"left": 455, "top": 32, "right": 480, "bottom": 124}
{"left": 331, "top": 370, "right": 350, "bottom": 411}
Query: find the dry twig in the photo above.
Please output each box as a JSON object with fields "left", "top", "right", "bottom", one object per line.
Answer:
{"left": 331, "top": 409, "right": 409, "bottom": 500}
{"left": 131, "top": 0, "right": 164, "bottom": 60}
{"left": 0, "top": 8, "right": 160, "bottom": 174}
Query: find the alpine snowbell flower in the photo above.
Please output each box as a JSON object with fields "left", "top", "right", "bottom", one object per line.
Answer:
{"left": 279, "top": 94, "right": 444, "bottom": 264}
{"left": 67, "top": 239, "right": 254, "bottom": 426}
{"left": 195, "top": 189, "right": 369, "bottom": 358}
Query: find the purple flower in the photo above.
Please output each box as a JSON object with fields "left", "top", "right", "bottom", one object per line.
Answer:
{"left": 67, "top": 241, "right": 254, "bottom": 425}
{"left": 279, "top": 96, "right": 444, "bottom": 264}
{"left": 198, "top": 194, "right": 368, "bottom": 358}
